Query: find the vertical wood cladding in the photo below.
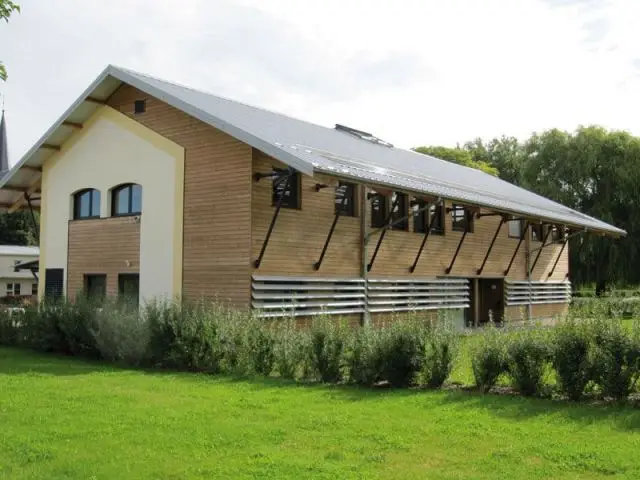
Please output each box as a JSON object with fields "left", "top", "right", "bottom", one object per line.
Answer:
{"left": 67, "top": 217, "right": 140, "bottom": 297}
{"left": 107, "top": 85, "right": 252, "bottom": 306}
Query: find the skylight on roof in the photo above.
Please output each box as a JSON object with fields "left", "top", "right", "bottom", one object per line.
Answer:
{"left": 335, "top": 124, "right": 394, "bottom": 148}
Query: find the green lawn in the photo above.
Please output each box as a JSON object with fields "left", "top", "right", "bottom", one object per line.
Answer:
{"left": 1, "top": 348, "right": 640, "bottom": 479}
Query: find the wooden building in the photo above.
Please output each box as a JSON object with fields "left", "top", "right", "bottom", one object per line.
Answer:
{"left": 0, "top": 66, "right": 625, "bottom": 326}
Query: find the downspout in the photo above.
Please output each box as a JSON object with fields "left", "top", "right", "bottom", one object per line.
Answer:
{"left": 360, "top": 185, "right": 370, "bottom": 326}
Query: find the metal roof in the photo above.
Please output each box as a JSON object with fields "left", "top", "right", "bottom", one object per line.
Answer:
{"left": 0, "top": 245, "right": 39, "bottom": 256}
{"left": 0, "top": 65, "right": 626, "bottom": 236}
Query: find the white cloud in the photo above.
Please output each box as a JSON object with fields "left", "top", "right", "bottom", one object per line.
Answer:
{"left": 0, "top": 0, "right": 639, "bottom": 164}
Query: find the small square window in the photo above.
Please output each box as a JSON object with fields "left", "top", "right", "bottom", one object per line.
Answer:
{"left": 451, "top": 205, "right": 474, "bottom": 233}
{"left": 508, "top": 218, "right": 522, "bottom": 238}
{"left": 531, "top": 224, "right": 543, "bottom": 242}
{"left": 85, "top": 274, "right": 107, "bottom": 301}
{"left": 134, "top": 100, "right": 146, "bottom": 114}
{"left": 335, "top": 182, "right": 356, "bottom": 216}
{"left": 272, "top": 171, "right": 300, "bottom": 209}
{"left": 370, "top": 193, "right": 387, "bottom": 228}
{"left": 390, "top": 192, "right": 408, "bottom": 230}
{"left": 550, "top": 225, "right": 565, "bottom": 243}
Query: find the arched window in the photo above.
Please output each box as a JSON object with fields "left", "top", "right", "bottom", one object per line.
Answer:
{"left": 73, "top": 189, "right": 101, "bottom": 219}
{"left": 111, "top": 183, "right": 142, "bottom": 216}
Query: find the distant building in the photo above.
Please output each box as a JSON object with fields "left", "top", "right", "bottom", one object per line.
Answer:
{"left": 0, "top": 245, "right": 39, "bottom": 301}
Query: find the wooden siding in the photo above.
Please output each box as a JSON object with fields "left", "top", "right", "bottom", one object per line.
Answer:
{"left": 107, "top": 86, "right": 252, "bottom": 306}
{"left": 251, "top": 153, "right": 361, "bottom": 276}
{"left": 67, "top": 217, "right": 140, "bottom": 297}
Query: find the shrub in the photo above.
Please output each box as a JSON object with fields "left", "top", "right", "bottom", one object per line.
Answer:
{"left": 505, "top": 330, "right": 550, "bottom": 397}
{"left": 145, "top": 300, "right": 224, "bottom": 373}
{"left": 53, "top": 297, "right": 101, "bottom": 358}
{"left": 90, "top": 303, "right": 150, "bottom": 366}
{"left": 310, "top": 318, "right": 348, "bottom": 383}
{"left": 245, "top": 318, "right": 276, "bottom": 376}
{"left": 552, "top": 320, "right": 593, "bottom": 401}
{"left": 272, "top": 318, "right": 310, "bottom": 380}
{"left": 590, "top": 319, "right": 640, "bottom": 400}
{"left": 472, "top": 325, "right": 507, "bottom": 393}
{"left": 0, "top": 307, "right": 19, "bottom": 346}
{"left": 378, "top": 321, "right": 427, "bottom": 388}
{"left": 347, "top": 326, "right": 383, "bottom": 386}
{"left": 422, "top": 321, "right": 458, "bottom": 388}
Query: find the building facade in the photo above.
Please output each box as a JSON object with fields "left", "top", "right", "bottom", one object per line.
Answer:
{"left": 0, "top": 66, "right": 624, "bottom": 326}
{"left": 0, "top": 246, "right": 39, "bottom": 303}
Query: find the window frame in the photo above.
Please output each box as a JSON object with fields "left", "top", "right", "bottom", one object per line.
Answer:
{"left": 550, "top": 225, "right": 565, "bottom": 243}
{"left": 84, "top": 274, "right": 107, "bottom": 301}
{"left": 13, "top": 283, "right": 20, "bottom": 296}
{"left": 73, "top": 188, "right": 101, "bottom": 220}
{"left": 508, "top": 218, "right": 523, "bottom": 238}
{"left": 31, "top": 283, "right": 38, "bottom": 296}
{"left": 451, "top": 204, "right": 474, "bottom": 233}
{"left": 370, "top": 192, "right": 388, "bottom": 228}
{"left": 111, "top": 183, "right": 142, "bottom": 217}
{"left": 272, "top": 171, "right": 301, "bottom": 209}
{"left": 335, "top": 182, "right": 357, "bottom": 217}
{"left": 413, "top": 200, "right": 445, "bottom": 235}
{"left": 531, "top": 223, "right": 543, "bottom": 242}
{"left": 118, "top": 273, "right": 140, "bottom": 306}
{"left": 390, "top": 192, "right": 408, "bottom": 231}
{"left": 6, "top": 282, "right": 13, "bottom": 296}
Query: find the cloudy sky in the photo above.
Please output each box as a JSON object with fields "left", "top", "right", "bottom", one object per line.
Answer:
{"left": 0, "top": 0, "right": 639, "bottom": 165}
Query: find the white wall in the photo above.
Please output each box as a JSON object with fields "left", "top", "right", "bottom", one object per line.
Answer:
{"left": 40, "top": 106, "right": 184, "bottom": 303}
{"left": 0, "top": 254, "right": 39, "bottom": 297}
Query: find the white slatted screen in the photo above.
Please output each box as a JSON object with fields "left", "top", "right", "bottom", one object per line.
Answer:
{"left": 505, "top": 280, "right": 571, "bottom": 306}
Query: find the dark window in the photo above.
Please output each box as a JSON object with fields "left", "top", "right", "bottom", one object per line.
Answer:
{"left": 390, "top": 192, "right": 408, "bottom": 230}
{"left": 44, "top": 268, "right": 64, "bottom": 299}
{"left": 134, "top": 99, "right": 146, "bottom": 114}
{"left": 335, "top": 182, "right": 356, "bottom": 216}
{"left": 73, "top": 189, "right": 101, "bottom": 219}
{"left": 550, "top": 225, "right": 564, "bottom": 243}
{"left": 118, "top": 274, "right": 140, "bottom": 306}
{"left": 508, "top": 218, "right": 522, "bottom": 238}
{"left": 370, "top": 193, "right": 388, "bottom": 228}
{"left": 272, "top": 172, "right": 300, "bottom": 209}
{"left": 84, "top": 274, "right": 106, "bottom": 301}
{"left": 451, "top": 204, "right": 474, "bottom": 232}
{"left": 31, "top": 283, "right": 38, "bottom": 296}
{"left": 112, "top": 183, "right": 142, "bottom": 216}
{"left": 429, "top": 204, "right": 445, "bottom": 235}
{"left": 413, "top": 199, "right": 428, "bottom": 233}
{"left": 6, "top": 283, "right": 13, "bottom": 296}
{"left": 531, "top": 224, "right": 543, "bottom": 242}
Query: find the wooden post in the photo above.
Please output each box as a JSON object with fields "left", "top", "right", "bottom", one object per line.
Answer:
{"left": 360, "top": 185, "right": 370, "bottom": 326}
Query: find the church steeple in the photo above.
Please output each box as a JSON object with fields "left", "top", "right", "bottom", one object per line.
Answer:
{"left": 0, "top": 105, "right": 8, "bottom": 174}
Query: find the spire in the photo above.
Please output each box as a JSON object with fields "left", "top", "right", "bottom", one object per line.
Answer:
{"left": 0, "top": 101, "right": 8, "bottom": 174}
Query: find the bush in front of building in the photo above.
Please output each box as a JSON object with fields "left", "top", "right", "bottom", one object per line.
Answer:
{"left": 471, "top": 324, "right": 508, "bottom": 393}
{"left": 421, "top": 319, "right": 459, "bottom": 388}
{"left": 310, "top": 318, "right": 349, "bottom": 383}
{"left": 590, "top": 318, "right": 640, "bottom": 401}
{"left": 505, "top": 329, "right": 552, "bottom": 397}
{"left": 552, "top": 319, "right": 594, "bottom": 401}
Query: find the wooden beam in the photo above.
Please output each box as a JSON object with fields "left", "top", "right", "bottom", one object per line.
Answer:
{"left": 41, "top": 144, "right": 61, "bottom": 151}
{"left": 62, "top": 120, "right": 83, "bottom": 129}
{"left": 8, "top": 184, "right": 41, "bottom": 214}
{"left": 1, "top": 186, "right": 31, "bottom": 193}
{"left": 21, "top": 165, "right": 42, "bottom": 173}
{"left": 85, "top": 96, "right": 106, "bottom": 105}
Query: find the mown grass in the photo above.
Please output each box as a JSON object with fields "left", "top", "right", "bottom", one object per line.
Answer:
{"left": 2, "top": 348, "right": 640, "bottom": 479}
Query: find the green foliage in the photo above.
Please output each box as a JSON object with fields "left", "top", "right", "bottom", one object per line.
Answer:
{"left": 347, "top": 325, "right": 383, "bottom": 386}
{"left": 0, "top": 211, "right": 38, "bottom": 246}
{"left": 552, "top": 320, "right": 593, "bottom": 401}
{"left": 272, "top": 319, "right": 310, "bottom": 380}
{"left": 421, "top": 320, "right": 458, "bottom": 388}
{"left": 413, "top": 145, "right": 499, "bottom": 176}
{"left": 590, "top": 319, "right": 640, "bottom": 400}
{"left": 309, "top": 318, "right": 348, "bottom": 383}
{"left": 471, "top": 325, "right": 507, "bottom": 392}
{"left": 505, "top": 330, "right": 551, "bottom": 397}
{"left": 377, "top": 321, "right": 428, "bottom": 388}
{"left": 0, "top": 0, "right": 20, "bottom": 81}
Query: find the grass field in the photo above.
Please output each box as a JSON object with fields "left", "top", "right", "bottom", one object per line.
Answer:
{"left": 2, "top": 347, "right": 640, "bottom": 479}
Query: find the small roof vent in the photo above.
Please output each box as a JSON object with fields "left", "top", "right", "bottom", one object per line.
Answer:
{"left": 334, "top": 124, "right": 393, "bottom": 148}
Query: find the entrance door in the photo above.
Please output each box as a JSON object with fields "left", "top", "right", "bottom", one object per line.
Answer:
{"left": 478, "top": 279, "right": 504, "bottom": 325}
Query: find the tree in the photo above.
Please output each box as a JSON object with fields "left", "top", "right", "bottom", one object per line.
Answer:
{"left": 464, "top": 136, "right": 524, "bottom": 185}
{"left": 0, "top": 210, "right": 37, "bottom": 245}
{"left": 413, "top": 145, "right": 499, "bottom": 176}
{"left": 0, "top": 0, "right": 20, "bottom": 81}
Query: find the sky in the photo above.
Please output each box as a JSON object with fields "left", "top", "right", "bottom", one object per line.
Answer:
{"left": 0, "top": 0, "right": 639, "bottom": 165}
